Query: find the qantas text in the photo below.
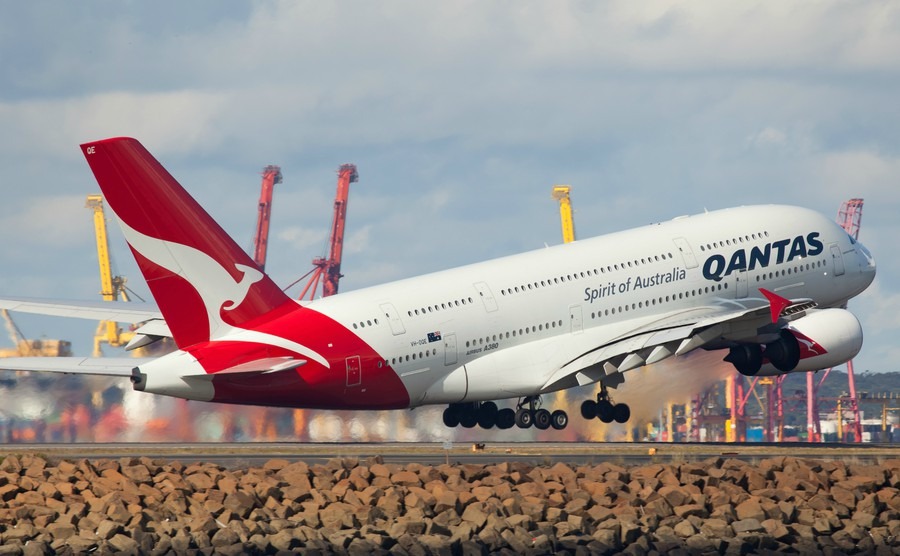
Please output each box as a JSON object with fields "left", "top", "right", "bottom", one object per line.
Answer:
{"left": 702, "top": 232, "right": 824, "bottom": 282}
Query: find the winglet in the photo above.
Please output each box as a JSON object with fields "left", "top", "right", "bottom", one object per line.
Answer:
{"left": 760, "top": 288, "right": 791, "bottom": 323}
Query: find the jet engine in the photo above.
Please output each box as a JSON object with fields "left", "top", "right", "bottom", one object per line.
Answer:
{"left": 755, "top": 308, "right": 863, "bottom": 376}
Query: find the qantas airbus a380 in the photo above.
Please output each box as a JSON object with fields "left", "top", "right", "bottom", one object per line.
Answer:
{"left": 0, "top": 138, "right": 876, "bottom": 432}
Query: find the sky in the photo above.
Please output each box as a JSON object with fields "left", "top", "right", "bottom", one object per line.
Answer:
{"left": 0, "top": 0, "right": 898, "bottom": 382}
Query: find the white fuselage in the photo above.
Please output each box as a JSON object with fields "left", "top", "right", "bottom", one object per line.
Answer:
{"left": 306, "top": 205, "right": 875, "bottom": 407}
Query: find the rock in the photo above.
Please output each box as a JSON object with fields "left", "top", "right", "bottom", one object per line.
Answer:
{"left": 621, "top": 520, "right": 642, "bottom": 544}
{"left": 21, "top": 541, "right": 50, "bottom": 556}
{"left": 699, "top": 518, "right": 733, "bottom": 539}
{"left": 732, "top": 518, "right": 765, "bottom": 534}
{"left": 107, "top": 533, "right": 139, "bottom": 553}
{"left": 211, "top": 527, "right": 240, "bottom": 547}
{"left": 735, "top": 498, "right": 766, "bottom": 522}
{"left": 673, "top": 519, "right": 696, "bottom": 538}
{"left": 184, "top": 472, "right": 215, "bottom": 491}
{"left": 761, "top": 518, "right": 791, "bottom": 540}
{"left": 95, "top": 519, "right": 123, "bottom": 540}
{"left": 673, "top": 504, "right": 708, "bottom": 519}
{"left": 268, "top": 529, "right": 300, "bottom": 551}
{"left": 223, "top": 491, "right": 257, "bottom": 518}
{"left": 460, "top": 504, "right": 488, "bottom": 529}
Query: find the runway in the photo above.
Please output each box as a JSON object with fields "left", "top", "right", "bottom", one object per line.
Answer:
{"left": 2, "top": 441, "right": 899, "bottom": 466}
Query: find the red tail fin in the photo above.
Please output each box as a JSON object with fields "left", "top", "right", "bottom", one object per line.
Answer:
{"left": 80, "top": 137, "right": 293, "bottom": 349}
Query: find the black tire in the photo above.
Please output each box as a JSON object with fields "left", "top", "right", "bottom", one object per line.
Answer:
{"left": 597, "top": 399, "right": 614, "bottom": 423}
{"left": 725, "top": 344, "right": 763, "bottom": 376}
{"left": 442, "top": 406, "right": 460, "bottom": 428}
{"left": 514, "top": 408, "right": 534, "bottom": 429}
{"left": 534, "top": 409, "right": 551, "bottom": 430}
{"left": 580, "top": 400, "right": 597, "bottom": 420}
{"left": 613, "top": 403, "right": 631, "bottom": 424}
{"left": 496, "top": 408, "right": 516, "bottom": 430}
{"left": 477, "top": 401, "right": 498, "bottom": 429}
{"left": 459, "top": 407, "right": 478, "bottom": 428}
{"left": 551, "top": 410, "right": 568, "bottom": 430}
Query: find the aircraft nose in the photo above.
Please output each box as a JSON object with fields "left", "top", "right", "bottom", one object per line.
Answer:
{"left": 857, "top": 240, "right": 876, "bottom": 284}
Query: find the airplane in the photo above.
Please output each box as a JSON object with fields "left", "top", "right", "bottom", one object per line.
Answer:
{"left": 0, "top": 137, "right": 877, "bottom": 432}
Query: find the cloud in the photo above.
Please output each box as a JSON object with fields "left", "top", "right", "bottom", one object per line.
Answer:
{"left": 276, "top": 226, "right": 327, "bottom": 252}
{"left": 0, "top": 0, "right": 897, "bottom": 376}
{"left": 0, "top": 91, "right": 228, "bottom": 161}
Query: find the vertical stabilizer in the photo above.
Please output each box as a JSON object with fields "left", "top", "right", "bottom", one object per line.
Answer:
{"left": 80, "top": 138, "right": 293, "bottom": 349}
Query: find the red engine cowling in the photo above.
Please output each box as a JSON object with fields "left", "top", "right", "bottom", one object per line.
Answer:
{"left": 757, "top": 308, "right": 863, "bottom": 376}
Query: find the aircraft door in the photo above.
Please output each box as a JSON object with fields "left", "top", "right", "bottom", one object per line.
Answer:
{"left": 473, "top": 282, "right": 498, "bottom": 312}
{"left": 569, "top": 304, "right": 584, "bottom": 334}
{"left": 345, "top": 356, "right": 361, "bottom": 387}
{"left": 735, "top": 269, "right": 749, "bottom": 298}
{"left": 379, "top": 303, "right": 406, "bottom": 335}
{"left": 673, "top": 237, "right": 699, "bottom": 269}
{"left": 444, "top": 333, "right": 458, "bottom": 366}
{"left": 830, "top": 244, "right": 845, "bottom": 276}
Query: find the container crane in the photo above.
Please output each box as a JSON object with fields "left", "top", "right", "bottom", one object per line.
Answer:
{"left": 251, "top": 165, "right": 282, "bottom": 271}
{"left": 86, "top": 194, "right": 134, "bottom": 356}
{"left": 551, "top": 185, "right": 576, "bottom": 244}
{"left": 297, "top": 164, "right": 359, "bottom": 299}
{"left": 806, "top": 198, "right": 865, "bottom": 442}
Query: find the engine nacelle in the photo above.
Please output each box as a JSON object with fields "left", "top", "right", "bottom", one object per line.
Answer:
{"left": 757, "top": 308, "right": 863, "bottom": 376}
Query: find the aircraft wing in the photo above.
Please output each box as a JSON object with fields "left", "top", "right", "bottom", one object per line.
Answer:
{"left": 0, "top": 357, "right": 148, "bottom": 377}
{"left": 0, "top": 297, "right": 161, "bottom": 323}
{"left": 540, "top": 290, "right": 815, "bottom": 393}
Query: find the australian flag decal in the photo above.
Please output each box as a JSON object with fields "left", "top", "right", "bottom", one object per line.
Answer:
{"left": 427, "top": 331, "right": 442, "bottom": 343}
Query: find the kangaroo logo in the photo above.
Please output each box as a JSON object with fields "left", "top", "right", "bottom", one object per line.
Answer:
{"left": 115, "top": 216, "right": 330, "bottom": 368}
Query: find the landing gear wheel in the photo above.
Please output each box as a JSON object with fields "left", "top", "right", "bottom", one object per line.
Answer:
{"left": 551, "top": 410, "right": 568, "bottom": 430}
{"left": 459, "top": 407, "right": 477, "bottom": 429}
{"left": 477, "top": 401, "right": 498, "bottom": 429}
{"left": 496, "top": 408, "right": 516, "bottom": 430}
{"left": 725, "top": 344, "right": 763, "bottom": 376}
{"left": 534, "top": 409, "right": 552, "bottom": 430}
{"left": 613, "top": 403, "right": 631, "bottom": 424}
{"left": 515, "top": 408, "right": 534, "bottom": 429}
{"left": 580, "top": 400, "right": 597, "bottom": 420}
{"left": 442, "top": 405, "right": 460, "bottom": 428}
{"left": 596, "top": 399, "right": 615, "bottom": 423}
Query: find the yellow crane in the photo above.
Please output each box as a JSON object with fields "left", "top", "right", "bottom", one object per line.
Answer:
{"left": 86, "top": 194, "right": 134, "bottom": 356}
{"left": 0, "top": 309, "right": 71, "bottom": 358}
{"left": 551, "top": 185, "right": 576, "bottom": 244}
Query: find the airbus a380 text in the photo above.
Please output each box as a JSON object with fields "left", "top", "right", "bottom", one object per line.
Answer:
{"left": 0, "top": 138, "right": 876, "bottom": 432}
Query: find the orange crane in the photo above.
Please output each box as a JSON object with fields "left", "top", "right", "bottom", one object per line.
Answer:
{"left": 805, "top": 198, "right": 865, "bottom": 442}
{"left": 297, "top": 164, "right": 359, "bottom": 299}
{"left": 251, "top": 165, "right": 282, "bottom": 271}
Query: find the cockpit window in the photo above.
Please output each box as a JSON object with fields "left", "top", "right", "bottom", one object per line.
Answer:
{"left": 847, "top": 232, "right": 857, "bottom": 245}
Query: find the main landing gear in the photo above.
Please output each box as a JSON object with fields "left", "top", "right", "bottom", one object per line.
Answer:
{"left": 580, "top": 385, "right": 631, "bottom": 424}
{"left": 442, "top": 397, "right": 568, "bottom": 430}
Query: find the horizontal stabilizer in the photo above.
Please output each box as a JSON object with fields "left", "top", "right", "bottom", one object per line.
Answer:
{"left": 181, "top": 357, "right": 306, "bottom": 380}
{"left": 0, "top": 357, "right": 147, "bottom": 377}
{"left": 0, "top": 297, "right": 161, "bottom": 323}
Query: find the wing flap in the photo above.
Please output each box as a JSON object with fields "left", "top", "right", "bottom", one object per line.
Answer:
{"left": 540, "top": 289, "right": 818, "bottom": 393}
